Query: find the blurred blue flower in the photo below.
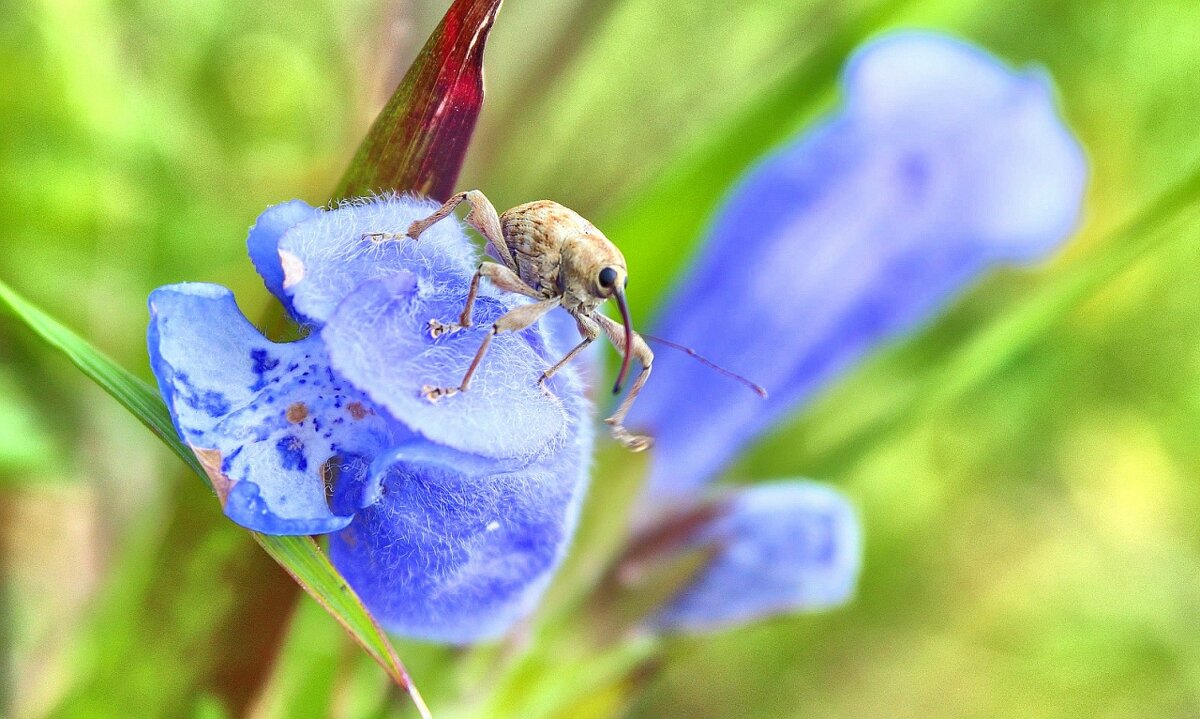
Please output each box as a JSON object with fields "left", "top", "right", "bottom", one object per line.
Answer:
{"left": 649, "top": 482, "right": 860, "bottom": 632}
{"left": 633, "top": 32, "right": 1086, "bottom": 631}
{"left": 148, "top": 195, "right": 592, "bottom": 643}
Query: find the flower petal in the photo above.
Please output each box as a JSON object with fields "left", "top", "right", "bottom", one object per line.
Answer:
{"left": 328, "top": 427, "right": 592, "bottom": 643}
{"left": 321, "top": 272, "right": 582, "bottom": 460}
{"left": 277, "top": 194, "right": 478, "bottom": 326}
{"left": 247, "top": 199, "right": 321, "bottom": 316}
{"left": 148, "top": 283, "right": 399, "bottom": 534}
{"left": 846, "top": 33, "right": 1088, "bottom": 259}
{"left": 630, "top": 32, "right": 1087, "bottom": 498}
{"left": 650, "top": 481, "right": 861, "bottom": 633}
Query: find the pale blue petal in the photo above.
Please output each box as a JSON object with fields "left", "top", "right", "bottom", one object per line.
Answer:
{"left": 148, "top": 283, "right": 399, "bottom": 534}
{"left": 321, "top": 272, "right": 582, "bottom": 461}
{"left": 651, "top": 481, "right": 861, "bottom": 633}
{"left": 277, "top": 194, "right": 478, "bottom": 325}
{"left": 246, "top": 199, "right": 321, "bottom": 316}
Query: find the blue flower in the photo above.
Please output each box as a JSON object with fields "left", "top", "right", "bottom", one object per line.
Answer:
{"left": 648, "top": 482, "right": 861, "bottom": 633}
{"left": 148, "top": 31, "right": 1087, "bottom": 643}
{"left": 148, "top": 195, "right": 592, "bottom": 643}
{"left": 631, "top": 32, "right": 1087, "bottom": 631}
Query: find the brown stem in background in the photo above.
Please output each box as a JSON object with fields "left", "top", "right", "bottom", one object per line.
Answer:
{"left": 51, "top": 483, "right": 298, "bottom": 717}
{"left": 581, "top": 500, "right": 725, "bottom": 643}
{"left": 0, "top": 499, "right": 13, "bottom": 719}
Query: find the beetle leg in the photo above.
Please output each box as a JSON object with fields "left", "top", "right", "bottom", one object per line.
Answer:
{"left": 538, "top": 338, "right": 594, "bottom": 386}
{"left": 361, "top": 231, "right": 404, "bottom": 242}
{"left": 593, "top": 312, "right": 654, "bottom": 452}
{"left": 423, "top": 297, "right": 561, "bottom": 402}
{"left": 428, "top": 262, "right": 542, "bottom": 338}
{"left": 537, "top": 313, "right": 600, "bottom": 392}
{"left": 407, "top": 190, "right": 519, "bottom": 272}
{"left": 406, "top": 191, "right": 469, "bottom": 238}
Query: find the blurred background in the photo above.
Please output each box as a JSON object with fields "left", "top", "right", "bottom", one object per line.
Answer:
{"left": 3, "top": 0, "right": 1200, "bottom": 717}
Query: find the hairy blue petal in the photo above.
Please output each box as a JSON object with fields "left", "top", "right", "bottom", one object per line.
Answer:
{"left": 322, "top": 273, "right": 579, "bottom": 460}
{"left": 651, "top": 481, "right": 861, "bottom": 633}
{"left": 631, "top": 32, "right": 1087, "bottom": 498}
{"left": 329, "top": 412, "right": 592, "bottom": 643}
{"left": 247, "top": 199, "right": 321, "bottom": 316}
{"left": 277, "top": 194, "right": 477, "bottom": 325}
{"left": 148, "top": 283, "right": 398, "bottom": 534}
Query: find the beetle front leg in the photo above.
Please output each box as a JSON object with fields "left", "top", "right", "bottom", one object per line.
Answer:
{"left": 538, "top": 337, "right": 594, "bottom": 386}
{"left": 428, "top": 262, "right": 543, "bottom": 339}
{"left": 423, "top": 296, "right": 561, "bottom": 401}
{"left": 593, "top": 312, "right": 654, "bottom": 452}
{"left": 406, "top": 189, "right": 519, "bottom": 271}
{"left": 537, "top": 313, "right": 599, "bottom": 393}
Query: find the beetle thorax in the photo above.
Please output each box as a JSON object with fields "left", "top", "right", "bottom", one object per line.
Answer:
{"left": 499, "top": 200, "right": 628, "bottom": 313}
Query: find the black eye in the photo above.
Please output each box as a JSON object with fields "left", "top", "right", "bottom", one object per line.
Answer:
{"left": 598, "top": 267, "right": 618, "bottom": 287}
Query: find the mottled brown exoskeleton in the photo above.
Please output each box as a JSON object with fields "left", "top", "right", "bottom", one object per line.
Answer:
{"left": 403, "top": 190, "right": 655, "bottom": 451}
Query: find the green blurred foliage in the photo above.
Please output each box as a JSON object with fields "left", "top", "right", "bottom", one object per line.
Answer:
{"left": 4, "top": 0, "right": 1200, "bottom": 717}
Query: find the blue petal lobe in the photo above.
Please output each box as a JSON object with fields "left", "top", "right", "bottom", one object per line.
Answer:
{"left": 247, "top": 199, "right": 321, "bottom": 316}
{"left": 328, "top": 428, "right": 592, "bottom": 643}
{"left": 631, "top": 31, "right": 1087, "bottom": 499}
{"left": 322, "top": 273, "right": 580, "bottom": 461}
{"left": 278, "top": 194, "right": 478, "bottom": 326}
{"left": 845, "top": 33, "right": 1088, "bottom": 260}
{"left": 148, "top": 283, "right": 398, "bottom": 534}
{"left": 651, "top": 481, "right": 861, "bottom": 633}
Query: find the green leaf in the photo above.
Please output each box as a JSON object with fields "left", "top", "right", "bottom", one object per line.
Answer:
{"left": 0, "top": 279, "right": 431, "bottom": 719}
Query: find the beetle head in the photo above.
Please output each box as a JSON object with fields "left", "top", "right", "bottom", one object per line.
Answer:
{"left": 559, "top": 233, "right": 628, "bottom": 302}
{"left": 560, "top": 234, "right": 635, "bottom": 394}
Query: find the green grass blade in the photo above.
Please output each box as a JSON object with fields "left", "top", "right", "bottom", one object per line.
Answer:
{"left": 0, "top": 281, "right": 205, "bottom": 480}
{"left": 0, "top": 279, "right": 430, "bottom": 719}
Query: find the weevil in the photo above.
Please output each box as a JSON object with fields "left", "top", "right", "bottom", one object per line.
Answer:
{"left": 394, "top": 190, "right": 764, "bottom": 452}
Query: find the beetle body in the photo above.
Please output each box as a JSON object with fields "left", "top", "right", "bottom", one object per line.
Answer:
{"left": 402, "top": 190, "right": 653, "bottom": 452}
{"left": 500, "top": 201, "right": 629, "bottom": 316}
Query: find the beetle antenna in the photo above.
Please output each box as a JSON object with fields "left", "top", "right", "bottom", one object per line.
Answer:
{"left": 612, "top": 287, "right": 635, "bottom": 395}
{"left": 640, "top": 333, "right": 768, "bottom": 399}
